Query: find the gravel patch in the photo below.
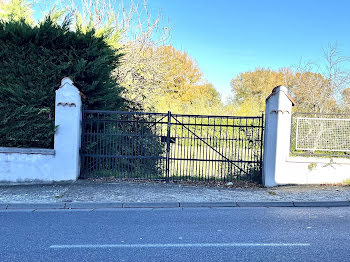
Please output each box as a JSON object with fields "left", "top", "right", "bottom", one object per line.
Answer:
{"left": 0, "top": 180, "right": 349, "bottom": 203}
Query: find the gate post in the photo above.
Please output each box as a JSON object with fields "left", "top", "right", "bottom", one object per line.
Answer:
{"left": 54, "top": 77, "right": 82, "bottom": 180}
{"left": 263, "top": 86, "right": 295, "bottom": 187}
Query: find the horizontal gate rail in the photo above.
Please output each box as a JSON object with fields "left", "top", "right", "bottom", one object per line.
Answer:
{"left": 82, "top": 109, "right": 168, "bottom": 116}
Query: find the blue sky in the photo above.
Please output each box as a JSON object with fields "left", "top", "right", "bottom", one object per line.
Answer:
{"left": 149, "top": 0, "right": 350, "bottom": 102}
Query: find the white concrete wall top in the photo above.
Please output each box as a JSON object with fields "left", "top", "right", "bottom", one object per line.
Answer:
{"left": 0, "top": 147, "right": 55, "bottom": 155}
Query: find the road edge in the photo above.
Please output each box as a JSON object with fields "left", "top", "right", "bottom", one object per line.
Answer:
{"left": 1, "top": 201, "right": 350, "bottom": 210}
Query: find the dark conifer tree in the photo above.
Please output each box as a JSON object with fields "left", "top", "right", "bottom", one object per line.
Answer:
{"left": 0, "top": 18, "right": 126, "bottom": 148}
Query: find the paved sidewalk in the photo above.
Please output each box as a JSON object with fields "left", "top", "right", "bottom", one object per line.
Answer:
{"left": 0, "top": 180, "right": 350, "bottom": 206}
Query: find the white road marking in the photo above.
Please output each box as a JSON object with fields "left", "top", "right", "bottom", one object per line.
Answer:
{"left": 50, "top": 243, "right": 310, "bottom": 249}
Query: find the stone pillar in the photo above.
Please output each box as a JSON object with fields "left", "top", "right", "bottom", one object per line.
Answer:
{"left": 263, "top": 86, "right": 295, "bottom": 187}
{"left": 54, "top": 77, "right": 82, "bottom": 180}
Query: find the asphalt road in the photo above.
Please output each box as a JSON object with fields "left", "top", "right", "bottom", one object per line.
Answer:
{"left": 0, "top": 207, "right": 349, "bottom": 262}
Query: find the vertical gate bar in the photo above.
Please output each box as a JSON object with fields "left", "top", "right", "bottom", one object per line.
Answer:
{"left": 250, "top": 119, "right": 255, "bottom": 177}
{"left": 181, "top": 115, "right": 185, "bottom": 180}
{"left": 189, "top": 117, "right": 194, "bottom": 181}
{"left": 199, "top": 117, "right": 204, "bottom": 181}
{"left": 205, "top": 116, "right": 209, "bottom": 181}
{"left": 90, "top": 116, "right": 93, "bottom": 173}
{"left": 223, "top": 117, "right": 227, "bottom": 181}
{"left": 149, "top": 114, "right": 154, "bottom": 179}
{"left": 97, "top": 113, "right": 101, "bottom": 171}
{"left": 176, "top": 116, "right": 180, "bottom": 180}
{"left": 256, "top": 117, "right": 260, "bottom": 172}
{"left": 165, "top": 111, "right": 171, "bottom": 182}
{"left": 129, "top": 114, "right": 133, "bottom": 178}
{"left": 243, "top": 118, "right": 248, "bottom": 178}
{"left": 141, "top": 115, "right": 145, "bottom": 178}
{"left": 226, "top": 117, "right": 230, "bottom": 180}
{"left": 173, "top": 116, "right": 177, "bottom": 180}
{"left": 230, "top": 119, "right": 233, "bottom": 179}
{"left": 247, "top": 118, "right": 250, "bottom": 178}
{"left": 213, "top": 117, "right": 217, "bottom": 182}
{"left": 116, "top": 116, "right": 120, "bottom": 177}
{"left": 117, "top": 115, "right": 120, "bottom": 175}
{"left": 101, "top": 115, "right": 104, "bottom": 173}
{"left": 161, "top": 114, "right": 165, "bottom": 179}
{"left": 91, "top": 116, "right": 95, "bottom": 172}
{"left": 218, "top": 117, "right": 223, "bottom": 181}
{"left": 183, "top": 115, "right": 187, "bottom": 181}
{"left": 244, "top": 118, "right": 248, "bottom": 178}
{"left": 233, "top": 119, "right": 237, "bottom": 179}
{"left": 191, "top": 117, "right": 195, "bottom": 181}
{"left": 80, "top": 111, "right": 85, "bottom": 177}
{"left": 194, "top": 116, "right": 199, "bottom": 181}
{"left": 80, "top": 111, "right": 84, "bottom": 177}
{"left": 127, "top": 114, "right": 130, "bottom": 177}
{"left": 238, "top": 118, "right": 242, "bottom": 179}
{"left": 192, "top": 117, "right": 196, "bottom": 181}
{"left": 89, "top": 116, "right": 92, "bottom": 175}
{"left": 91, "top": 116, "right": 95, "bottom": 173}
{"left": 138, "top": 114, "right": 142, "bottom": 178}
{"left": 259, "top": 113, "right": 264, "bottom": 178}
{"left": 251, "top": 119, "right": 254, "bottom": 177}
{"left": 116, "top": 116, "right": 119, "bottom": 177}
{"left": 124, "top": 114, "right": 127, "bottom": 178}
{"left": 209, "top": 117, "right": 212, "bottom": 181}
{"left": 85, "top": 114, "right": 89, "bottom": 175}
{"left": 187, "top": 116, "right": 190, "bottom": 181}
{"left": 212, "top": 116, "right": 216, "bottom": 182}
{"left": 227, "top": 117, "right": 231, "bottom": 181}
{"left": 111, "top": 116, "right": 115, "bottom": 174}
{"left": 103, "top": 118, "right": 106, "bottom": 174}
{"left": 134, "top": 114, "right": 138, "bottom": 179}
{"left": 183, "top": 117, "right": 186, "bottom": 180}
{"left": 106, "top": 115, "right": 110, "bottom": 174}
{"left": 233, "top": 119, "right": 237, "bottom": 178}
{"left": 169, "top": 115, "right": 173, "bottom": 180}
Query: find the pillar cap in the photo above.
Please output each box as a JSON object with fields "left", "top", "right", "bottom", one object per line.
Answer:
{"left": 60, "top": 77, "right": 73, "bottom": 87}
{"left": 266, "top": 85, "right": 296, "bottom": 106}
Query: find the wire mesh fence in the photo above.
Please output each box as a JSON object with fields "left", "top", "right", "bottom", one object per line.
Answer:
{"left": 291, "top": 113, "right": 350, "bottom": 157}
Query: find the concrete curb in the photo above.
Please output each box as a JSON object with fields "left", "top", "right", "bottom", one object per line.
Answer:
{"left": 180, "top": 202, "right": 237, "bottom": 207}
{"left": 236, "top": 202, "right": 294, "bottom": 207}
{"left": 65, "top": 202, "right": 123, "bottom": 209}
{"left": 123, "top": 202, "right": 179, "bottom": 208}
{"left": 1, "top": 201, "right": 350, "bottom": 210}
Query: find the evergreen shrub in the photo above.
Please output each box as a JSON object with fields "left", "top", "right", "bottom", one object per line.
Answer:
{"left": 0, "top": 18, "right": 125, "bottom": 148}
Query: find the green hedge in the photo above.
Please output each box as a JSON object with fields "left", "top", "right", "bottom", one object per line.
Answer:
{"left": 0, "top": 18, "right": 126, "bottom": 148}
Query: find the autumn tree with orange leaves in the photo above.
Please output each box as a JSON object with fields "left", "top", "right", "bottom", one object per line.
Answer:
{"left": 230, "top": 45, "right": 350, "bottom": 115}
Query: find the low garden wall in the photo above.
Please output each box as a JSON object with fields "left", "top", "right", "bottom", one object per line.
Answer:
{"left": 280, "top": 156, "right": 350, "bottom": 185}
{"left": 0, "top": 147, "right": 55, "bottom": 182}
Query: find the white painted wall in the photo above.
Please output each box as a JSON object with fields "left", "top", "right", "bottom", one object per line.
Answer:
{"left": 0, "top": 148, "right": 55, "bottom": 182}
{"left": 284, "top": 156, "right": 350, "bottom": 184}
{"left": 263, "top": 86, "right": 350, "bottom": 186}
{"left": 0, "top": 78, "right": 82, "bottom": 183}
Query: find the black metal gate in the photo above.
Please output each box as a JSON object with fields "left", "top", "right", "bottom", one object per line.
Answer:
{"left": 80, "top": 110, "right": 264, "bottom": 182}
